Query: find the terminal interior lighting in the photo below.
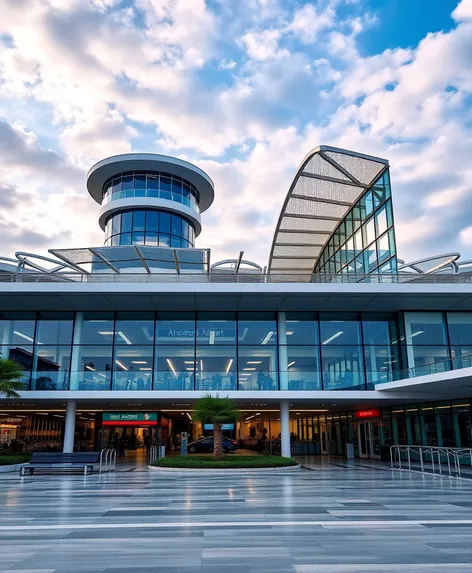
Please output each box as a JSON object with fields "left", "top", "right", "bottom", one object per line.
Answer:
{"left": 322, "top": 331, "right": 344, "bottom": 345}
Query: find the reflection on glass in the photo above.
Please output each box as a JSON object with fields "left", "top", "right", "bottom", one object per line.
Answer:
{"left": 32, "top": 345, "right": 72, "bottom": 390}
{"left": 80, "top": 313, "right": 115, "bottom": 345}
{"left": 75, "top": 345, "right": 112, "bottom": 390}
{"left": 156, "top": 313, "right": 195, "bottom": 345}
{"left": 238, "top": 313, "right": 277, "bottom": 345}
{"left": 285, "top": 312, "right": 318, "bottom": 345}
{"left": 0, "top": 345, "right": 32, "bottom": 386}
{"left": 407, "top": 346, "right": 450, "bottom": 376}
{"left": 321, "top": 345, "right": 365, "bottom": 389}
{"left": 196, "top": 346, "right": 236, "bottom": 390}
{"left": 238, "top": 346, "right": 278, "bottom": 390}
{"left": 0, "top": 312, "right": 36, "bottom": 348}
{"left": 447, "top": 313, "right": 472, "bottom": 345}
{"left": 404, "top": 312, "right": 447, "bottom": 346}
{"left": 364, "top": 345, "right": 399, "bottom": 387}
{"left": 35, "top": 312, "right": 74, "bottom": 345}
{"left": 154, "top": 344, "right": 195, "bottom": 389}
{"left": 196, "top": 313, "right": 236, "bottom": 345}
{"left": 286, "top": 346, "right": 321, "bottom": 389}
{"left": 114, "top": 312, "right": 155, "bottom": 345}
{"left": 319, "top": 315, "right": 361, "bottom": 346}
{"left": 113, "top": 345, "right": 153, "bottom": 390}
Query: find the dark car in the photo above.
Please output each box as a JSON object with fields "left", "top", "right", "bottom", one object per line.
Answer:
{"left": 188, "top": 436, "right": 239, "bottom": 454}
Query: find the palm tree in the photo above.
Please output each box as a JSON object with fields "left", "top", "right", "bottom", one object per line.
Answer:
{"left": 0, "top": 358, "right": 25, "bottom": 398}
{"left": 193, "top": 394, "right": 240, "bottom": 458}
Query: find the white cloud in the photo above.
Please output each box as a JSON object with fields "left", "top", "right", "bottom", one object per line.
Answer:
{"left": 288, "top": 4, "right": 335, "bottom": 43}
{"left": 452, "top": 0, "right": 472, "bottom": 21}
{"left": 239, "top": 29, "right": 285, "bottom": 61}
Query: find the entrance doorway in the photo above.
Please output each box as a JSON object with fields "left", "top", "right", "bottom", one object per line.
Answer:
{"left": 358, "top": 420, "right": 381, "bottom": 459}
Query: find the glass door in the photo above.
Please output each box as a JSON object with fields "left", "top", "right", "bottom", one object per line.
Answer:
{"left": 358, "top": 421, "right": 381, "bottom": 459}
{"left": 320, "top": 422, "right": 328, "bottom": 454}
{"left": 358, "top": 422, "right": 370, "bottom": 458}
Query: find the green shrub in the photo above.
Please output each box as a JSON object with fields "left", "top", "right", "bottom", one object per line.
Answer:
{"left": 152, "top": 455, "right": 298, "bottom": 469}
{"left": 0, "top": 453, "right": 31, "bottom": 465}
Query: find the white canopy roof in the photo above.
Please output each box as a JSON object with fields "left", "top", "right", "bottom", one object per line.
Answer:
{"left": 268, "top": 146, "right": 388, "bottom": 274}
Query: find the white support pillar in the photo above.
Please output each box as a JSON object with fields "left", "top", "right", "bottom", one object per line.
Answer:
{"left": 280, "top": 400, "right": 291, "bottom": 458}
{"left": 69, "top": 312, "right": 84, "bottom": 390}
{"left": 238, "top": 421, "right": 245, "bottom": 441}
{"left": 63, "top": 401, "right": 77, "bottom": 453}
{"left": 278, "top": 312, "right": 289, "bottom": 390}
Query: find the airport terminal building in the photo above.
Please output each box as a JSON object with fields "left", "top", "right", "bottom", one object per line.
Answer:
{"left": 1, "top": 146, "right": 472, "bottom": 459}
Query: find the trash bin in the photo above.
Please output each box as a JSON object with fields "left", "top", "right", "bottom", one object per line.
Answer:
{"left": 345, "top": 443, "right": 355, "bottom": 459}
{"left": 159, "top": 446, "right": 166, "bottom": 458}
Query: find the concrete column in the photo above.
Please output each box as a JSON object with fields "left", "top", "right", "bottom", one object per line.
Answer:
{"left": 238, "top": 421, "right": 245, "bottom": 440}
{"left": 69, "top": 312, "right": 84, "bottom": 390}
{"left": 280, "top": 400, "right": 291, "bottom": 458}
{"left": 63, "top": 401, "right": 77, "bottom": 453}
{"left": 278, "top": 312, "right": 288, "bottom": 390}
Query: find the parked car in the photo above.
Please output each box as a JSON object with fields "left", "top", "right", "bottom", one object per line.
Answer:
{"left": 187, "top": 436, "right": 239, "bottom": 454}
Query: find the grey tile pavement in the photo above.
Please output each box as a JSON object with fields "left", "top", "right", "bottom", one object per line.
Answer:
{"left": 1, "top": 456, "right": 472, "bottom": 571}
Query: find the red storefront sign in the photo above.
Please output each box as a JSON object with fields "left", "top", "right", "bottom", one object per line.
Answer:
{"left": 354, "top": 408, "right": 381, "bottom": 419}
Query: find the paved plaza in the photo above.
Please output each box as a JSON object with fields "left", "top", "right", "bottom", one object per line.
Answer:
{"left": 1, "top": 458, "right": 472, "bottom": 572}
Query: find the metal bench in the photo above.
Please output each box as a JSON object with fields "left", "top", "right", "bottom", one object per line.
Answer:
{"left": 20, "top": 452, "right": 100, "bottom": 476}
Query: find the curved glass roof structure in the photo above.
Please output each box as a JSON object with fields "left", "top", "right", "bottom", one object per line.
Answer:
{"left": 268, "top": 146, "right": 389, "bottom": 274}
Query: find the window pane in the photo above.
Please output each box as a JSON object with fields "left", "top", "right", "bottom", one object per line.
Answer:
{"left": 376, "top": 207, "right": 388, "bottom": 236}
{"left": 362, "top": 315, "right": 396, "bottom": 345}
{"left": 321, "top": 345, "right": 365, "bottom": 389}
{"left": 111, "top": 214, "right": 121, "bottom": 235}
{"left": 145, "top": 232, "right": 159, "bottom": 246}
{"left": 80, "top": 313, "right": 114, "bottom": 345}
{"left": 285, "top": 312, "right": 318, "bottom": 345}
{"left": 0, "top": 345, "right": 32, "bottom": 386}
{"left": 147, "top": 175, "right": 159, "bottom": 190}
{"left": 451, "top": 346, "right": 472, "bottom": 369}
{"left": 154, "top": 344, "right": 195, "bottom": 390}
{"left": 171, "top": 215, "right": 182, "bottom": 237}
{"left": 238, "top": 313, "right": 277, "bottom": 345}
{"left": 365, "top": 217, "right": 375, "bottom": 245}
{"left": 196, "top": 312, "right": 236, "bottom": 344}
{"left": 133, "top": 210, "right": 145, "bottom": 231}
{"left": 35, "top": 312, "right": 73, "bottom": 345}
{"left": 32, "top": 345, "right": 72, "bottom": 390}
{"left": 377, "top": 233, "right": 390, "bottom": 265}
{"left": 364, "top": 345, "right": 399, "bottom": 387}
{"left": 119, "top": 233, "right": 132, "bottom": 245}
{"left": 319, "top": 314, "right": 361, "bottom": 345}
{"left": 159, "top": 234, "right": 171, "bottom": 247}
{"left": 447, "top": 313, "right": 472, "bottom": 345}
{"left": 156, "top": 313, "right": 195, "bottom": 345}
{"left": 121, "top": 212, "right": 133, "bottom": 233}
{"left": 160, "top": 212, "right": 171, "bottom": 234}
{"left": 196, "top": 345, "right": 236, "bottom": 391}
{"left": 0, "top": 312, "right": 35, "bottom": 347}
{"left": 404, "top": 312, "right": 447, "bottom": 345}
{"left": 238, "top": 345, "right": 278, "bottom": 390}
{"left": 75, "top": 345, "right": 112, "bottom": 390}
{"left": 146, "top": 211, "right": 159, "bottom": 230}
{"left": 407, "top": 345, "right": 450, "bottom": 376}
{"left": 114, "top": 312, "right": 155, "bottom": 345}
{"left": 122, "top": 175, "right": 133, "bottom": 190}
{"left": 113, "top": 346, "right": 153, "bottom": 390}
{"left": 286, "top": 346, "right": 321, "bottom": 390}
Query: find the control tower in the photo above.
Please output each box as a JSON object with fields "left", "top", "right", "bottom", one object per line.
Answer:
{"left": 86, "top": 153, "right": 214, "bottom": 248}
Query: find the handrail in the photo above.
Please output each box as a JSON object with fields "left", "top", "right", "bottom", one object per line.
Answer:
{"left": 99, "top": 448, "right": 107, "bottom": 473}
{"left": 1, "top": 272, "right": 472, "bottom": 284}
{"left": 390, "top": 445, "right": 472, "bottom": 479}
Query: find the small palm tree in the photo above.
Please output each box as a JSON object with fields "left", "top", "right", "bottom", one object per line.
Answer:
{"left": 0, "top": 358, "right": 25, "bottom": 398}
{"left": 193, "top": 394, "right": 240, "bottom": 458}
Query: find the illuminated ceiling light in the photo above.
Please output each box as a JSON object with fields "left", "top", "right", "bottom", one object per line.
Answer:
{"left": 139, "top": 367, "right": 152, "bottom": 371}
{"left": 166, "top": 359, "right": 177, "bottom": 376}
{"left": 131, "top": 361, "right": 148, "bottom": 364}
{"left": 409, "top": 330, "right": 425, "bottom": 340}
{"left": 85, "top": 365, "right": 96, "bottom": 371}
{"left": 321, "top": 330, "right": 344, "bottom": 345}
{"left": 225, "top": 358, "right": 233, "bottom": 374}
{"left": 115, "top": 359, "right": 128, "bottom": 371}
{"left": 184, "top": 361, "right": 196, "bottom": 364}
{"left": 243, "top": 368, "right": 256, "bottom": 371}
{"left": 209, "top": 330, "right": 215, "bottom": 345}
{"left": 98, "top": 331, "right": 114, "bottom": 336}
{"left": 286, "top": 331, "right": 293, "bottom": 335}
{"left": 247, "top": 361, "right": 262, "bottom": 364}
{"left": 287, "top": 361, "right": 295, "bottom": 368}
{"left": 261, "top": 331, "right": 274, "bottom": 345}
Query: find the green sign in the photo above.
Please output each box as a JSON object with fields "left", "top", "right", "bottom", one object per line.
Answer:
{"left": 103, "top": 413, "right": 158, "bottom": 422}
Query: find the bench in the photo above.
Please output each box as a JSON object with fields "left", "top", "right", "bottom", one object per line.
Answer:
{"left": 20, "top": 452, "right": 100, "bottom": 476}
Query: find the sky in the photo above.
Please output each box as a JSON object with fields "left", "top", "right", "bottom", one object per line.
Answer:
{"left": 1, "top": 0, "right": 472, "bottom": 269}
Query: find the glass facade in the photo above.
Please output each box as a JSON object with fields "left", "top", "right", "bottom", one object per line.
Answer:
{"left": 104, "top": 209, "right": 195, "bottom": 248}
{"left": 314, "top": 172, "right": 397, "bottom": 276}
{"left": 2, "top": 310, "right": 471, "bottom": 391}
{"left": 102, "top": 171, "right": 200, "bottom": 212}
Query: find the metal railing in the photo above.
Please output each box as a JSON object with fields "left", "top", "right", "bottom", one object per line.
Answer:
{"left": 99, "top": 447, "right": 116, "bottom": 473}
{"left": 148, "top": 445, "right": 165, "bottom": 463}
{"left": 1, "top": 272, "right": 472, "bottom": 284}
{"left": 390, "top": 445, "right": 472, "bottom": 479}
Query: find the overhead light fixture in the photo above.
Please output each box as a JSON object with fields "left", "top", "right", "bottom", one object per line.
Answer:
{"left": 139, "top": 367, "right": 152, "bottom": 371}
{"left": 184, "top": 361, "right": 196, "bottom": 364}
{"left": 322, "top": 330, "right": 344, "bottom": 345}
{"left": 247, "top": 361, "right": 262, "bottom": 364}
{"left": 200, "top": 359, "right": 203, "bottom": 374}
{"left": 85, "top": 365, "right": 96, "bottom": 371}
{"left": 261, "top": 331, "right": 274, "bottom": 345}
{"left": 98, "top": 331, "right": 114, "bottom": 336}
{"left": 243, "top": 368, "right": 256, "bottom": 371}
{"left": 166, "top": 359, "right": 177, "bottom": 376}
{"left": 115, "top": 359, "right": 128, "bottom": 371}
{"left": 132, "top": 361, "right": 148, "bottom": 364}
{"left": 36, "top": 413, "right": 48, "bottom": 415}
{"left": 287, "top": 361, "right": 295, "bottom": 368}
{"left": 286, "top": 331, "right": 293, "bottom": 336}
{"left": 225, "top": 359, "right": 233, "bottom": 374}
{"left": 186, "top": 367, "right": 194, "bottom": 371}
{"left": 209, "top": 330, "right": 215, "bottom": 345}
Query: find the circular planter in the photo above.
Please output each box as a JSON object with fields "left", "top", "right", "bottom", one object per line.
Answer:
{"left": 148, "top": 464, "right": 300, "bottom": 476}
